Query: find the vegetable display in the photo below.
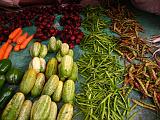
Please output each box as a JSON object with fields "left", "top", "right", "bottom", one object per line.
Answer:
{"left": 0, "top": 2, "right": 158, "bottom": 120}
{"left": 1, "top": 38, "right": 78, "bottom": 120}
{"left": 106, "top": 2, "right": 160, "bottom": 111}
{"left": 75, "top": 7, "right": 136, "bottom": 120}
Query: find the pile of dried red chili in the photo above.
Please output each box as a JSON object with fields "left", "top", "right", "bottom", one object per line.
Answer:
{"left": 106, "top": 3, "right": 160, "bottom": 111}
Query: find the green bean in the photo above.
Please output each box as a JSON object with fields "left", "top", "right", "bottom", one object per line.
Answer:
{"left": 116, "top": 105, "right": 123, "bottom": 117}
{"left": 118, "top": 92, "right": 128, "bottom": 108}
{"left": 125, "top": 86, "right": 133, "bottom": 98}
{"left": 101, "top": 101, "right": 106, "bottom": 120}
{"left": 76, "top": 6, "right": 136, "bottom": 120}
{"left": 117, "top": 100, "right": 127, "bottom": 110}
{"left": 114, "top": 96, "right": 118, "bottom": 111}
{"left": 126, "top": 98, "right": 132, "bottom": 117}
{"left": 123, "top": 109, "right": 127, "bottom": 117}
{"left": 130, "top": 103, "right": 137, "bottom": 111}
{"left": 111, "top": 110, "right": 122, "bottom": 120}
{"left": 108, "top": 95, "right": 111, "bottom": 120}
{"left": 128, "top": 110, "right": 139, "bottom": 120}
{"left": 90, "top": 114, "right": 98, "bottom": 120}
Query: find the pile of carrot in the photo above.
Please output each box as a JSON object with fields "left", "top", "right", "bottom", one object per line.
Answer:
{"left": 0, "top": 28, "right": 34, "bottom": 60}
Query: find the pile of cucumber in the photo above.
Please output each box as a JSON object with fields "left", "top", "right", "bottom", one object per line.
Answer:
{"left": 1, "top": 36, "right": 78, "bottom": 120}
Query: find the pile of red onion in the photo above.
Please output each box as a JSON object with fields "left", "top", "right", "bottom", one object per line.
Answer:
{"left": 59, "top": 9, "right": 83, "bottom": 48}
{"left": 0, "top": 4, "right": 84, "bottom": 47}
{"left": 34, "top": 14, "right": 57, "bottom": 40}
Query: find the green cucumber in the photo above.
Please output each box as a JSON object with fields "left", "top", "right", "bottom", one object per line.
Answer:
{"left": 62, "top": 80, "right": 75, "bottom": 103}
{"left": 39, "top": 58, "right": 46, "bottom": 73}
{"left": 31, "top": 73, "right": 45, "bottom": 97}
{"left": 56, "top": 52, "right": 62, "bottom": 63}
{"left": 39, "top": 44, "right": 48, "bottom": 58}
{"left": 48, "top": 36, "right": 57, "bottom": 52}
{"left": 31, "top": 95, "right": 51, "bottom": 120}
{"left": 58, "top": 64, "right": 65, "bottom": 81}
{"left": 31, "top": 57, "right": 41, "bottom": 73}
{"left": 30, "top": 42, "right": 41, "bottom": 57}
{"left": 52, "top": 81, "right": 63, "bottom": 102}
{"left": 61, "top": 55, "right": 73, "bottom": 78}
{"left": 60, "top": 43, "right": 69, "bottom": 56}
{"left": 68, "top": 62, "right": 78, "bottom": 81}
{"left": 20, "top": 69, "right": 37, "bottom": 95}
{"left": 68, "top": 49, "right": 74, "bottom": 57}
{"left": 57, "top": 103, "right": 73, "bottom": 120}
{"left": 47, "top": 102, "right": 57, "bottom": 120}
{"left": 17, "top": 100, "right": 32, "bottom": 120}
{"left": 1, "top": 92, "right": 25, "bottom": 120}
{"left": 56, "top": 40, "right": 62, "bottom": 51}
{"left": 42, "top": 75, "right": 59, "bottom": 96}
{"left": 45, "top": 58, "right": 58, "bottom": 80}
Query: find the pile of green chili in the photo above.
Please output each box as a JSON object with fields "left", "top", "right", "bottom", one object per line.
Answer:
{"left": 75, "top": 7, "right": 137, "bottom": 120}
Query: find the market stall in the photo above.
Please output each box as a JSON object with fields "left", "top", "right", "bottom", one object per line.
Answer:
{"left": 0, "top": 0, "right": 160, "bottom": 120}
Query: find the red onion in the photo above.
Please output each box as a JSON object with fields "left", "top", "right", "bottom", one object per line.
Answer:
{"left": 71, "top": 35, "right": 75, "bottom": 41}
{"left": 69, "top": 43, "right": 75, "bottom": 49}
{"left": 76, "top": 39, "right": 81, "bottom": 44}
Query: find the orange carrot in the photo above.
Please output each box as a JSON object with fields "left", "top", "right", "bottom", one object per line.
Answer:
{"left": 14, "top": 44, "right": 21, "bottom": 52}
{"left": 20, "top": 34, "right": 34, "bottom": 49}
{"left": 12, "top": 30, "right": 22, "bottom": 43}
{"left": 7, "top": 39, "right": 12, "bottom": 44}
{"left": 3, "top": 44, "right": 13, "bottom": 59}
{"left": 0, "top": 41, "right": 10, "bottom": 60}
{"left": 16, "top": 32, "right": 28, "bottom": 45}
{"left": 9, "top": 28, "right": 22, "bottom": 40}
